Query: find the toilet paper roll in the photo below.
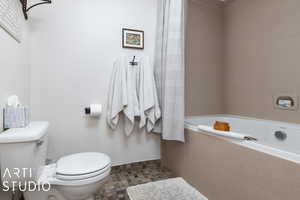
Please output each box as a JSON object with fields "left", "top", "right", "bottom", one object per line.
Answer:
{"left": 89, "top": 104, "right": 102, "bottom": 117}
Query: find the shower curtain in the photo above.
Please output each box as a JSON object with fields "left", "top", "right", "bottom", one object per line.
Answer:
{"left": 154, "top": 0, "right": 186, "bottom": 142}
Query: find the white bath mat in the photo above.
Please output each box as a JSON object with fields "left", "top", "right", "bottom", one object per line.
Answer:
{"left": 127, "top": 177, "right": 208, "bottom": 200}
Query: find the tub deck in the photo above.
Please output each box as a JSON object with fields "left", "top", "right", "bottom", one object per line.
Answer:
{"left": 162, "top": 115, "right": 300, "bottom": 200}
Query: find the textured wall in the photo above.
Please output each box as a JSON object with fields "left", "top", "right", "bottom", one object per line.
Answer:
{"left": 185, "top": 0, "right": 225, "bottom": 116}
{"left": 224, "top": 0, "right": 300, "bottom": 123}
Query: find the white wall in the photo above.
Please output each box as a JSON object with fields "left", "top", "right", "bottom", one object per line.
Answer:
{"left": 0, "top": 5, "right": 29, "bottom": 200}
{"left": 29, "top": 0, "right": 160, "bottom": 165}
{"left": 0, "top": 11, "right": 29, "bottom": 131}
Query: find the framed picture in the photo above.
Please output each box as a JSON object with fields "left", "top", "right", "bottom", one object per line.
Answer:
{"left": 122, "top": 28, "right": 144, "bottom": 49}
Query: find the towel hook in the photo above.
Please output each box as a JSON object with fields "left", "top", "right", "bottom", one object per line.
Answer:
{"left": 130, "top": 56, "right": 138, "bottom": 66}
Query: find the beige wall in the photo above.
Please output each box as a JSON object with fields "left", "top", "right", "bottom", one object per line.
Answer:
{"left": 224, "top": 0, "right": 300, "bottom": 123}
{"left": 166, "top": 1, "right": 300, "bottom": 199}
{"left": 187, "top": 0, "right": 300, "bottom": 124}
{"left": 162, "top": 130, "right": 300, "bottom": 200}
{"left": 185, "top": 0, "right": 224, "bottom": 116}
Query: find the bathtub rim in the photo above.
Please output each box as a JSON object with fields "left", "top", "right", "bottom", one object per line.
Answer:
{"left": 185, "top": 114, "right": 300, "bottom": 129}
{"left": 184, "top": 114, "right": 300, "bottom": 165}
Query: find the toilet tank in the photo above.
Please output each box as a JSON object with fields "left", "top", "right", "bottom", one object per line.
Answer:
{"left": 0, "top": 122, "right": 49, "bottom": 187}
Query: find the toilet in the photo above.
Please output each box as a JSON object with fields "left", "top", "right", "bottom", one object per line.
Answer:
{"left": 30, "top": 152, "right": 111, "bottom": 200}
{"left": 0, "top": 122, "right": 111, "bottom": 200}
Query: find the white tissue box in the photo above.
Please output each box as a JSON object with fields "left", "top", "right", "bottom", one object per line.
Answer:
{"left": 3, "top": 107, "right": 30, "bottom": 129}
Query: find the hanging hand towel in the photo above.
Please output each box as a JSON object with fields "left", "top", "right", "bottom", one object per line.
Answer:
{"left": 107, "top": 55, "right": 161, "bottom": 135}
{"left": 138, "top": 57, "right": 161, "bottom": 132}
{"left": 106, "top": 55, "right": 139, "bottom": 136}
{"left": 106, "top": 56, "right": 128, "bottom": 131}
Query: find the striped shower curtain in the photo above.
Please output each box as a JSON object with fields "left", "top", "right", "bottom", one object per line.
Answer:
{"left": 154, "top": 0, "right": 186, "bottom": 142}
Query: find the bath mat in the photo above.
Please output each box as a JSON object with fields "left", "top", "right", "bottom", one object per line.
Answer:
{"left": 127, "top": 177, "right": 208, "bottom": 200}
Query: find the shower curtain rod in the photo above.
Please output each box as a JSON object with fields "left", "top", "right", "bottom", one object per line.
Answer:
{"left": 20, "top": 0, "right": 52, "bottom": 20}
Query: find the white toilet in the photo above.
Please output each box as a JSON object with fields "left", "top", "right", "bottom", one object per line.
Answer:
{"left": 0, "top": 122, "right": 111, "bottom": 200}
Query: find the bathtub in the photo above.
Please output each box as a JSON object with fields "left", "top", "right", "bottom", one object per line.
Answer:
{"left": 162, "top": 114, "right": 300, "bottom": 200}
{"left": 185, "top": 115, "right": 300, "bottom": 164}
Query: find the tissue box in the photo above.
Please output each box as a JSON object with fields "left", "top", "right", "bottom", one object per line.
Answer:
{"left": 3, "top": 107, "right": 30, "bottom": 129}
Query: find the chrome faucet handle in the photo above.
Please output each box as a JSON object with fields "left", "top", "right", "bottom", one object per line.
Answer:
{"left": 274, "top": 131, "right": 287, "bottom": 141}
{"left": 244, "top": 136, "right": 258, "bottom": 141}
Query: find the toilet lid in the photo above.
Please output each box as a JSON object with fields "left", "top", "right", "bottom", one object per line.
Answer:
{"left": 56, "top": 152, "right": 111, "bottom": 176}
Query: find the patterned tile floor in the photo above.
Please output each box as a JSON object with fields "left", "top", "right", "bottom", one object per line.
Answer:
{"left": 96, "top": 160, "right": 174, "bottom": 200}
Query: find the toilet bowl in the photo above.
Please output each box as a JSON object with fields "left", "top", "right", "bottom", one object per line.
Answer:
{"left": 0, "top": 122, "right": 111, "bottom": 200}
{"left": 26, "top": 152, "right": 111, "bottom": 200}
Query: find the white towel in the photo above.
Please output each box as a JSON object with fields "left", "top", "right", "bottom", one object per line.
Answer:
{"left": 139, "top": 57, "right": 161, "bottom": 132}
{"left": 106, "top": 56, "right": 128, "bottom": 131}
{"left": 107, "top": 55, "right": 161, "bottom": 135}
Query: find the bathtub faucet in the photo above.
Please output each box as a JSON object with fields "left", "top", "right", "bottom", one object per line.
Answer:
{"left": 274, "top": 131, "right": 287, "bottom": 141}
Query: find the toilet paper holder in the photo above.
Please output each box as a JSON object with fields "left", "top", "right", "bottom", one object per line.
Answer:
{"left": 85, "top": 107, "right": 91, "bottom": 115}
{"left": 84, "top": 104, "right": 102, "bottom": 117}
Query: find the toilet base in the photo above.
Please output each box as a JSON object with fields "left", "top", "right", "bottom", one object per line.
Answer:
{"left": 24, "top": 189, "right": 98, "bottom": 200}
{"left": 24, "top": 188, "right": 65, "bottom": 200}
{"left": 23, "top": 175, "right": 109, "bottom": 200}
{"left": 85, "top": 196, "right": 96, "bottom": 200}
{"left": 56, "top": 176, "right": 108, "bottom": 200}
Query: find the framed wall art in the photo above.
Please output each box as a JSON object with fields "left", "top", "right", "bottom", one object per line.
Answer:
{"left": 122, "top": 28, "right": 144, "bottom": 49}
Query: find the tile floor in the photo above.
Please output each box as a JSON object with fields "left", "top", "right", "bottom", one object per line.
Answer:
{"left": 97, "top": 160, "right": 174, "bottom": 200}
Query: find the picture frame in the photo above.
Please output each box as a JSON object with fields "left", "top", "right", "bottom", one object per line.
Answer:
{"left": 122, "top": 28, "right": 144, "bottom": 49}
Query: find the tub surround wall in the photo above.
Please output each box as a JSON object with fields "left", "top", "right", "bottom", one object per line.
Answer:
{"left": 224, "top": 0, "right": 300, "bottom": 123}
{"left": 185, "top": 0, "right": 225, "bottom": 116}
{"left": 162, "top": 129, "right": 300, "bottom": 200}
{"left": 164, "top": 1, "right": 300, "bottom": 199}
{"left": 187, "top": 0, "right": 300, "bottom": 123}
{"left": 29, "top": 0, "right": 160, "bottom": 166}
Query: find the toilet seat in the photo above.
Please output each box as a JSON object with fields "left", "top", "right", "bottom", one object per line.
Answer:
{"left": 56, "top": 164, "right": 111, "bottom": 181}
{"left": 51, "top": 165, "right": 111, "bottom": 186}
{"left": 38, "top": 152, "right": 111, "bottom": 186}
{"left": 55, "top": 152, "right": 111, "bottom": 181}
